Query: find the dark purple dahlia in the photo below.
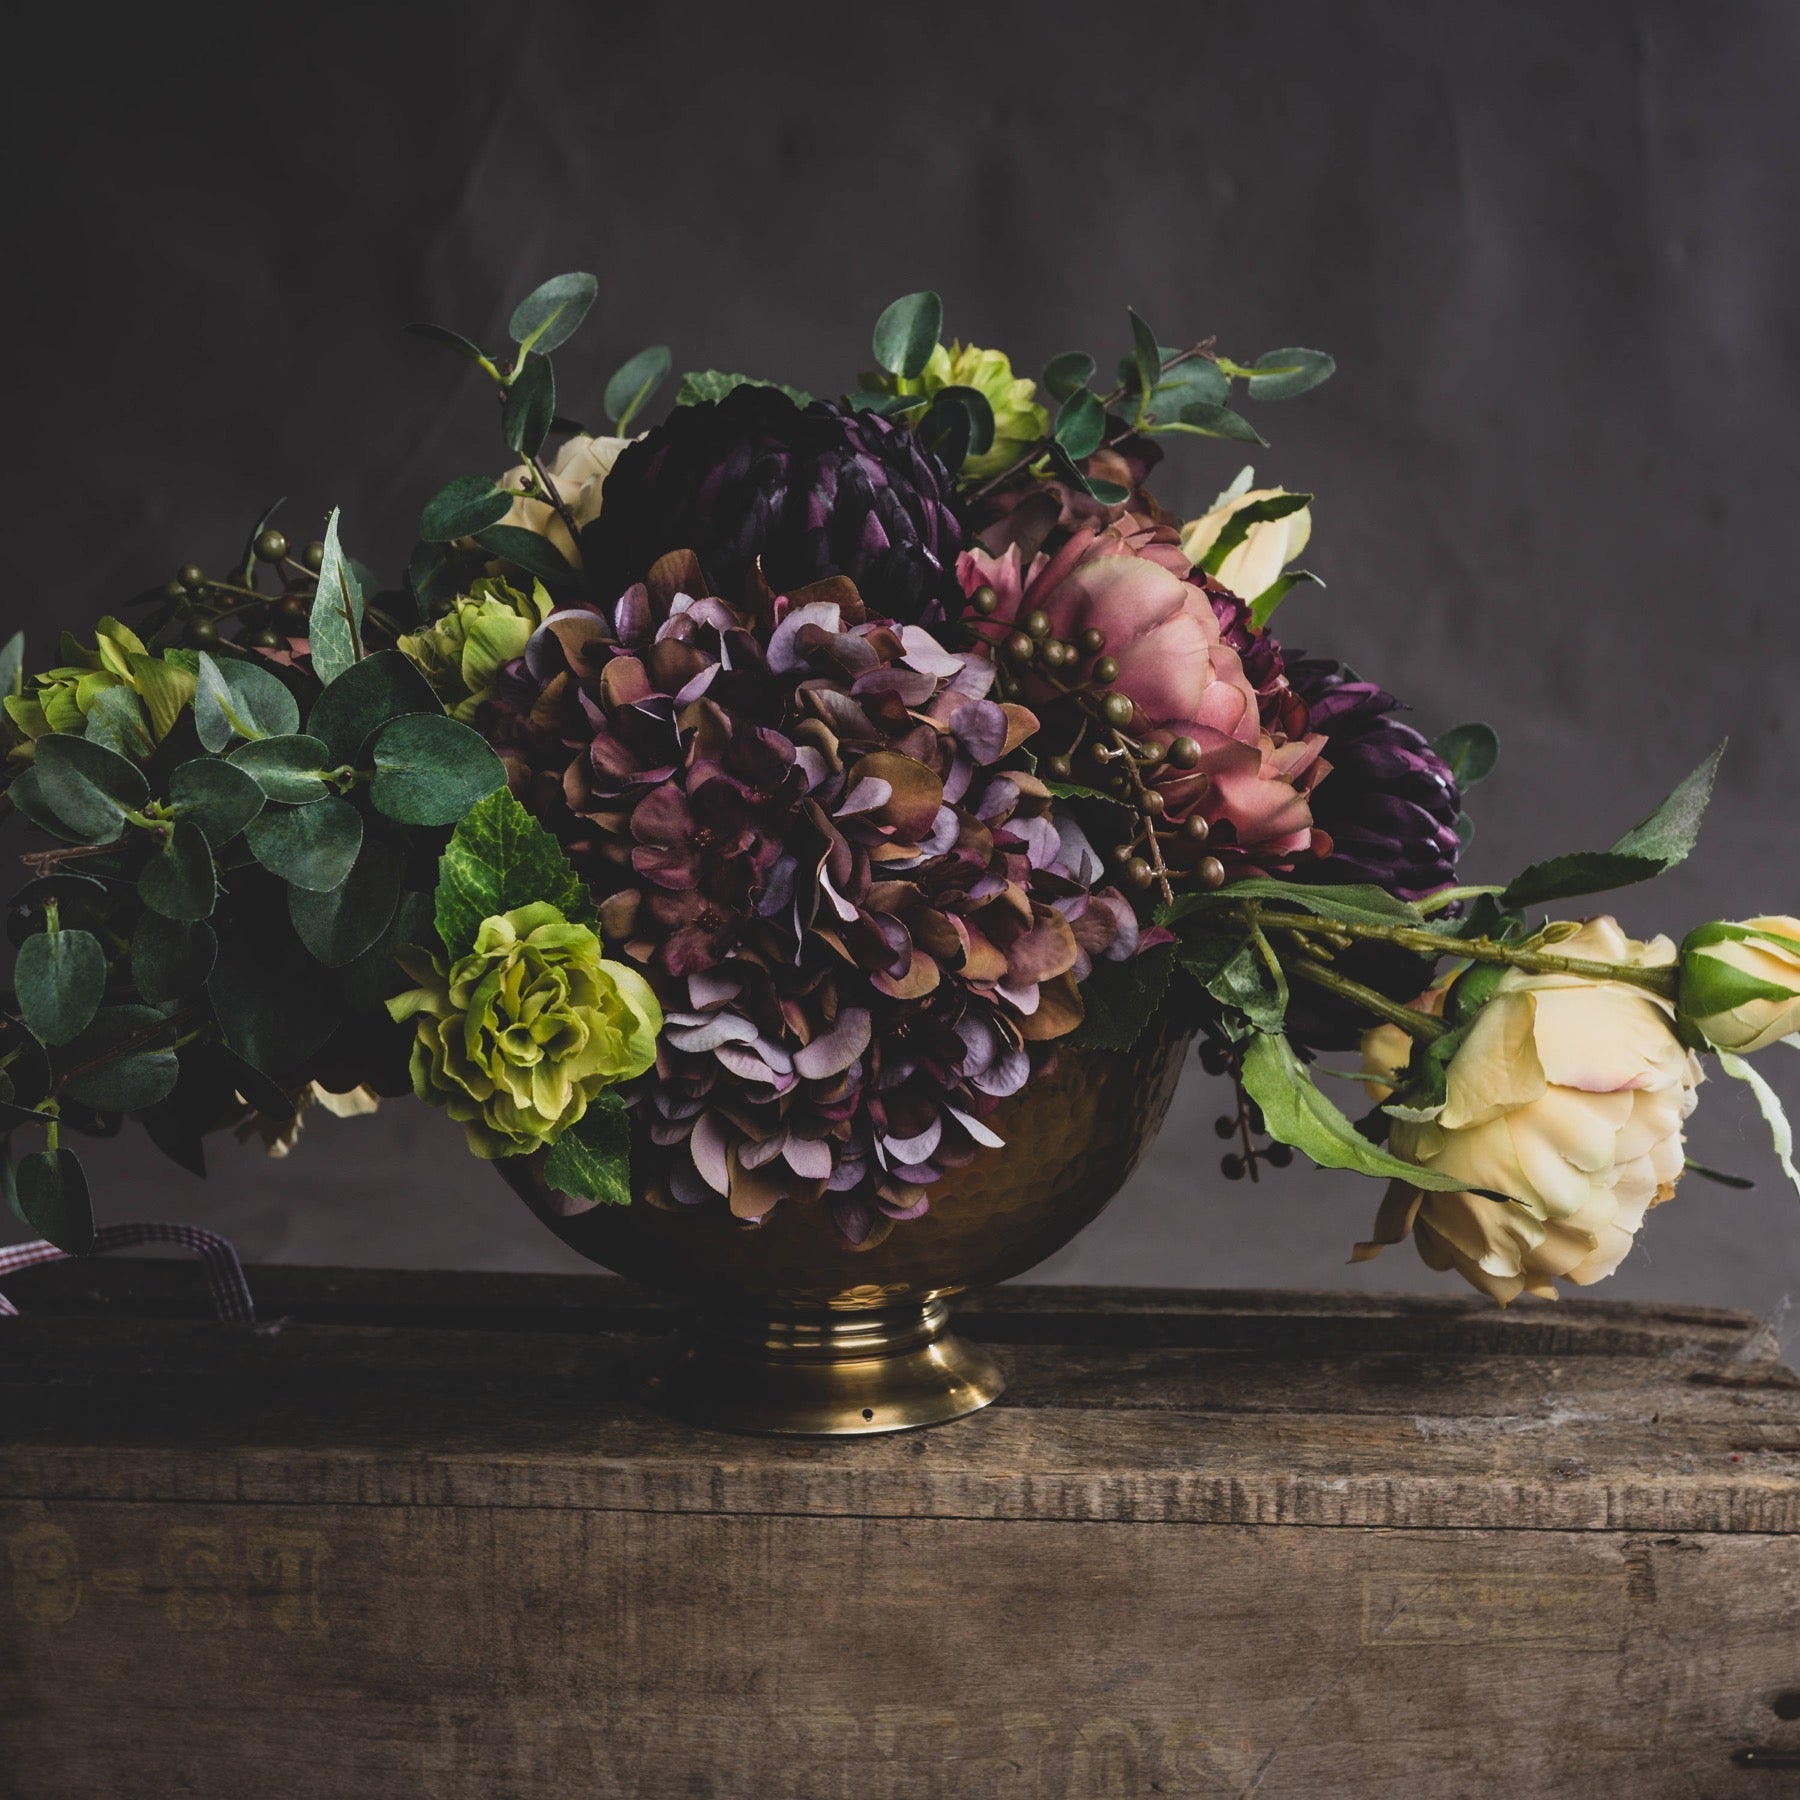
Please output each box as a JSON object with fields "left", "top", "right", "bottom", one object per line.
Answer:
{"left": 492, "top": 551, "right": 1145, "bottom": 1246}
{"left": 581, "top": 385, "right": 967, "bottom": 625}
{"left": 1286, "top": 657, "right": 1462, "bottom": 899}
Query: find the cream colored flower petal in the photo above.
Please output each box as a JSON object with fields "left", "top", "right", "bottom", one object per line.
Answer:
{"left": 1439, "top": 992, "right": 1547, "bottom": 1129}
{"left": 1529, "top": 985, "right": 1678, "bottom": 1093}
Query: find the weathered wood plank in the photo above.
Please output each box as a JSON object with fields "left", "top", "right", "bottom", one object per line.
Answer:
{"left": 4, "top": 1500, "right": 1797, "bottom": 1798}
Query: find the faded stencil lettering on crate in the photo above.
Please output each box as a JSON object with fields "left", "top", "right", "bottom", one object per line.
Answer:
{"left": 1363, "top": 1572, "right": 1626, "bottom": 1649}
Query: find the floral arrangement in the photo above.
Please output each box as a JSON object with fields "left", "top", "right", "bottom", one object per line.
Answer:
{"left": 3, "top": 272, "right": 1796, "bottom": 1304}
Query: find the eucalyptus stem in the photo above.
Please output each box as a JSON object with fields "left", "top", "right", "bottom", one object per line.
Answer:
{"left": 527, "top": 450, "right": 582, "bottom": 554}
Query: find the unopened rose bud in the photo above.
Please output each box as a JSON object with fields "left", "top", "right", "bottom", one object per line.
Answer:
{"left": 1679, "top": 917, "right": 1800, "bottom": 1054}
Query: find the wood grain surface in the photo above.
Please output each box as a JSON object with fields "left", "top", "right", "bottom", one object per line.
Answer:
{"left": 3, "top": 1261, "right": 1799, "bottom": 1796}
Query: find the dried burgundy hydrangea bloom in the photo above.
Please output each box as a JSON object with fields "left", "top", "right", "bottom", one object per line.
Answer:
{"left": 491, "top": 552, "right": 1146, "bottom": 1246}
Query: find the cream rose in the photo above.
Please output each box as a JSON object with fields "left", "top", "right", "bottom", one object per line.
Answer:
{"left": 1178, "top": 480, "right": 1312, "bottom": 603}
{"left": 1353, "top": 918, "right": 1703, "bottom": 1304}
{"left": 1679, "top": 917, "right": 1800, "bottom": 1054}
{"left": 496, "top": 433, "right": 633, "bottom": 565}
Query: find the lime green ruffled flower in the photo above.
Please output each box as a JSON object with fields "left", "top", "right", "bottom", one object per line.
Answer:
{"left": 866, "top": 341, "right": 1049, "bottom": 480}
{"left": 386, "top": 902, "right": 661, "bottom": 1159}
{"left": 4, "top": 618, "right": 196, "bottom": 763}
{"left": 396, "top": 578, "right": 553, "bottom": 723}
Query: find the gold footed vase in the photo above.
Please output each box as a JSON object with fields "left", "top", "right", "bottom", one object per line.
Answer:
{"left": 500, "top": 1022, "right": 1192, "bottom": 1436}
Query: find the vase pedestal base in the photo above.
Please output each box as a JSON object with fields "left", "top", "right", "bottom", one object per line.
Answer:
{"left": 640, "top": 1297, "right": 1004, "bottom": 1436}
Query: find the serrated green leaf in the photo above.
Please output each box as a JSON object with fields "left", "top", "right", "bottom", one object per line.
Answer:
{"left": 14, "top": 927, "right": 106, "bottom": 1046}
{"left": 308, "top": 507, "right": 365, "bottom": 687}
{"left": 29, "top": 734, "right": 149, "bottom": 843}
{"left": 1246, "top": 347, "right": 1336, "bottom": 402}
{"left": 508, "top": 272, "right": 598, "bottom": 356}
{"left": 289, "top": 833, "right": 403, "bottom": 968}
{"left": 131, "top": 913, "right": 217, "bottom": 1005}
{"left": 435, "top": 786, "right": 595, "bottom": 962}
{"left": 1041, "top": 351, "right": 1095, "bottom": 402}
{"left": 306, "top": 648, "right": 443, "bottom": 765}
{"left": 1433, "top": 723, "right": 1499, "bottom": 789}
{"left": 1206, "top": 944, "right": 1287, "bottom": 1033}
{"left": 1054, "top": 388, "right": 1106, "bottom": 460}
{"left": 675, "top": 370, "right": 813, "bottom": 408}
{"left": 872, "top": 291, "right": 942, "bottom": 380}
{"left": 503, "top": 352, "right": 557, "bottom": 458}
{"left": 167, "top": 757, "right": 265, "bottom": 847}
{"left": 1240, "top": 1032, "right": 1469, "bottom": 1190}
{"left": 14, "top": 1148, "right": 93, "bottom": 1255}
{"left": 1161, "top": 879, "right": 1422, "bottom": 931}
{"left": 603, "top": 344, "right": 671, "bottom": 433}
{"left": 139, "top": 820, "right": 216, "bottom": 922}
{"left": 1068, "top": 941, "right": 1176, "bottom": 1053}
{"left": 368, "top": 713, "right": 505, "bottom": 826}
{"left": 193, "top": 652, "right": 300, "bottom": 749}
{"left": 419, "top": 476, "right": 512, "bottom": 544}
{"left": 542, "top": 1091, "right": 632, "bottom": 1206}
{"left": 226, "top": 734, "right": 333, "bottom": 803}
{"left": 60, "top": 1005, "right": 180, "bottom": 1112}
{"left": 244, "top": 797, "right": 363, "bottom": 892}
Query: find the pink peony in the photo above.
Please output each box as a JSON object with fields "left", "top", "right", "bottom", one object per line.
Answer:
{"left": 958, "top": 526, "right": 1328, "bottom": 868}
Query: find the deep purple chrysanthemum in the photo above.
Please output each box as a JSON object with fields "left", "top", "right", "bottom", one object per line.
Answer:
{"left": 581, "top": 385, "right": 967, "bottom": 624}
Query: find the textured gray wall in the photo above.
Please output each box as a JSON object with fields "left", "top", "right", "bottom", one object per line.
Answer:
{"left": 4, "top": 0, "right": 1798, "bottom": 1318}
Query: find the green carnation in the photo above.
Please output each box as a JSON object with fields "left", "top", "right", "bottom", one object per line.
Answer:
{"left": 865, "top": 340, "right": 1049, "bottom": 479}
{"left": 396, "top": 577, "right": 552, "bottom": 722}
{"left": 4, "top": 617, "right": 196, "bottom": 763}
{"left": 386, "top": 901, "right": 662, "bottom": 1159}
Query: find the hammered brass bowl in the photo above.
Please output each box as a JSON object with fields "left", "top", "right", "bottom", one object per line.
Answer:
{"left": 500, "top": 1021, "right": 1193, "bottom": 1435}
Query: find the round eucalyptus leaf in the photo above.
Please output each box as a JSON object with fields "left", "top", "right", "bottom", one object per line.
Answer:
{"left": 13, "top": 1148, "right": 94, "bottom": 1255}
{"left": 206, "top": 919, "right": 341, "bottom": 1077}
{"left": 419, "top": 476, "right": 511, "bottom": 544}
{"left": 29, "top": 733, "right": 149, "bottom": 844}
{"left": 14, "top": 927, "right": 106, "bottom": 1046}
{"left": 244, "top": 797, "right": 363, "bottom": 892}
{"left": 4, "top": 767, "right": 86, "bottom": 843}
{"left": 60, "top": 1004, "right": 180, "bottom": 1113}
{"left": 132, "top": 913, "right": 218, "bottom": 1005}
{"left": 288, "top": 834, "right": 403, "bottom": 968}
{"left": 227, "top": 733, "right": 333, "bottom": 803}
{"left": 507, "top": 271, "right": 597, "bottom": 354}
{"left": 369, "top": 713, "right": 505, "bottom": 826}
{"left": 305, "top": 650, "right": 441, "bottom": 765}
{"left": 1042, "top": 351, "right": 1097, "bottom": 402}
{"left": 193, "top": 651, "right": 301, "bottom": 751}
{"left": 139, "top": 819, "right": 217, "bottom": 922}
{"left": 871, "top": 291, "right": 943, "bottom": 380}
{"left": 5, "top": 872, "right": 111, "bottom": 949}
{"left": 169, "top": 757, "right": 266, "bottom": 847}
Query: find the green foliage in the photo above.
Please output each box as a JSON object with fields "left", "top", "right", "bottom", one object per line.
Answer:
{"left": 61, "top": 1006, "right": 181, "bottom": 1112}
{"left": 1239, "top": 1032, "right": 1466, "bottom": 1190}
{"left": 1053, "top": 388, "right": 1106, "bottom": 460}
{"left": 503, "top": 353, "right": 556, "bottom": 458}
{"left": 1161, "top": 878, "right": 1422, "bottom": 931}
{"left": 915, "top": 385, "right": 996, "bottom": 471}
{"left": 1247, "top": 569, "right": 1323, "bottom": 631}
{"left": 1041, "top": 352, "right": 1095, "bottom": 401}
{"left": 872, "top": 291, "right": 943, "bottom": 381}
{"left": 675, "top": 370, "right": 813, "bottom": 408}
{"left": 404, "top": 322, "right": 490, "bottom": 367}
{"left": 168, "top": 758, "right": 265, "bottom": 846}
{"left": 0, "top": 629, "right": 23, "bottom": 698}
{"left": 83, "top": 683, "right": 153, "bottom": 761}
{"left": 541, "top": 1091, "right": 633, "bottom": 1206}
{"left": 1126, "top": 309, "right": 1160, "bottom": 423}
{"left": 227, "top": 734, "right": 332, "bottom": 803}
{"left": 473, "top": 524, "right": 578, "bottom": 586}
{"left": 306, "top": 649, "right": 442, "bottom": 765}
{"left": 1502, "top": 743, "right": 1724, "bottom": 909}
{"left": 1433, "top": 723, "right": 1500, "bottom": 789}
{"left": 308, "top": 508, "right": 365, "bottom": 688}
{"left": 288, "top": 835, "right": 404, "bottom": 968}
{"left": 368, "top": 713, "right": 505, "bottom": 826}
{"left": 604, "top": 345, "right": 671, "bottom": 433}
{"left": 194, "top": 652, "right": 300, "bottom": 750}
{"left": 131, "top": 914, "right": 217, "bottom": 1006}
{"left": 14, "top": 927, "right": 106, "bottom": 1046}
{"left": 1068, "top": 941, "right": 1176, "bottom": 1052}
{"left": 435, "top": 786, "right": 595, "bottom": 963}
{"left": 12, "top": 1148, "right": 93, "bottom": 1255}
{"left": 138, "top": 820, "right": 216, "bottom": 921}
{"left": 244, "top": 796, "right": 364, "bottom": 891}
{"left": 206, "top": 920, "right": 340, "bottom": 1078}
{"left": 507, "top": 272, "right": 598, "bottom": 356}
{"left": 1245, "top": 347, "right": 1336, "bottom": 402}
{"left": 28, "top": 734, "right": 148, "bottom": 843}
{"left": 419, "top": 476, "right": 512, "bottom": 544}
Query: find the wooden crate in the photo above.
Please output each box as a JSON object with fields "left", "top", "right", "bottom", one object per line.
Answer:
{"left": 3, "top": 1261, "right": 1800, "bottom": 1797}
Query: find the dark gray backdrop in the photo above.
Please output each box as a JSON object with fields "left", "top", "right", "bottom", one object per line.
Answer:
{"left": 5, "top": 0, "right": 1798, "bottom": 1321}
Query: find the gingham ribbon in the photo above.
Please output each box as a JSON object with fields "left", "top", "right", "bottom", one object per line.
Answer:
{"left": 0, "top": 1222, "right": 255, "bottom": 1323}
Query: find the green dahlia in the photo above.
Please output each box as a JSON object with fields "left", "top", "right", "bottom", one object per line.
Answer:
{"left": 396, "top": 577, "right": 553, "bottom": 723}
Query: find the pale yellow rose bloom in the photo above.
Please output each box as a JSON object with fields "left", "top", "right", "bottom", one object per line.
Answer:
{"left": 496, "top": 434, "right": 634, "bottom": 565}
{"left": 1353, "top": 918, "right": 1703, "bottom": 1304}
{"left": 1680, "top": 916, "right": 1800, "bottom": 1054}
{"left": 1178, "top": 483, "right": 1312, "bottom": 602}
